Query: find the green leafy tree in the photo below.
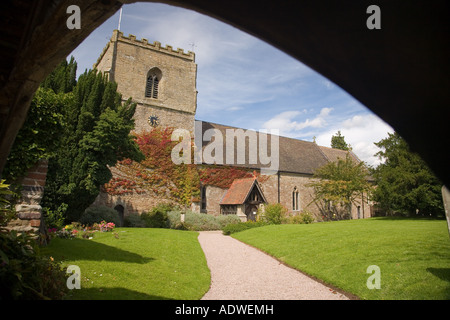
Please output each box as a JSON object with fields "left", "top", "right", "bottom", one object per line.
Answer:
{"left": 3, "top": 57, "right": 77, "bottom": 184}
{"left": 309, "top": 153, "right": 372, "bottom": 220}
{"left": 3, "top": 88, "right": 67, "bottom": 183}
{"left": 372, "top": 132, "right": 443, "bottom": 217}
{"left": 331, "top": 130, "right": 349, "bottom": 150}
{"left": 42, "top": 66, "right": 143, "bottom": 222}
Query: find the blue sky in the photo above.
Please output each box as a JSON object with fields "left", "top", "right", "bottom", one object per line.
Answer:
{"left": 70, "top": 2, "right": 394, "bottom": 167}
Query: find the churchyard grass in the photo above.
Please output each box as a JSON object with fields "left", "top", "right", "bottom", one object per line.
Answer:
{"left": 40, "top": 228, "right": 210, "bottom": 299}
{"left": 232, "top": 217, "right": 450, "bottom": 300}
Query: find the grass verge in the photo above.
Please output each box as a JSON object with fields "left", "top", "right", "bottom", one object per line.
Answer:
{"left": 231, "top": 218, "right": 450, "bottom": 300}
{"left": 40, "top": 228, "right": 210, "bottom": 300}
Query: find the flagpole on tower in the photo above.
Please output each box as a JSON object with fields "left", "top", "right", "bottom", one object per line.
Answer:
{"left": 118, "top": 7, "right": 123, "bottom": 31}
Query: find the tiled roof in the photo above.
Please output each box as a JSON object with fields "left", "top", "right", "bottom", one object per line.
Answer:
{"left": 318, "top": 145, "right": 360, "bottom": 163}
{"left": 220, "top": 177, "right": 262, "bottom": 205}
{"left": 196, "top": 120, "right": 353, "bottom": 175}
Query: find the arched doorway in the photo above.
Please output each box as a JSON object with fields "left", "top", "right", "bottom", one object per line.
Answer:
{"left": 245, "top": 204, "right": 258, "bottom": 222}
{"left": 114, "top": 204, "right": 124, "bottom": 227}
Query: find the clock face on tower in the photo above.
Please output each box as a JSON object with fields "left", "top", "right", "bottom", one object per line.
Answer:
{"left": 148, "top": 115, "right": 159, "bottom": 127}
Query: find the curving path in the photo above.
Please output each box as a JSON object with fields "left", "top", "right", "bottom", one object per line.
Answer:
{"left": 198, "top": 231, "right": 349, "bottom": 300}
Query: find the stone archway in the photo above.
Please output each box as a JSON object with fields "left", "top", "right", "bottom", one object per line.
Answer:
{"left": 0, "top": 0, "right": 449, "bottom": 189}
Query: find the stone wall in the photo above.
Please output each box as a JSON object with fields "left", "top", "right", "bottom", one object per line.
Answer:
{"left": 200, "top": 171, "right": 373, "bottom": 221}
{"left": 204, "top": 185, "right": 228, "bottom": 216}
{"left": 132, "top": 103, "right": 195, "bottom": 135}
{"left": 93, "top": 168, "right": 373, "bottom": 223}
{"left": 258, "top": 172, "right": 319, "bottom": 216}
{"left": 92, "top": 189, "right": 177, "bottom": 222}
{"left": 7, "top": 159, "right": 48, "bottom": 243}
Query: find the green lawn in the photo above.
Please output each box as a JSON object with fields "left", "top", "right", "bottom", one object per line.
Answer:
{"left": 40, "top": 228, "right": 210, "bottom": 300}
{"left": 232, "top": 218, "right": 450, "bottom": 300}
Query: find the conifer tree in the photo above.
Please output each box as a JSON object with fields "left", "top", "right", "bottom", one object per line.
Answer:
{"left": 331, "top": 131, "right": 349, "bottom": 150}
{"left": 41, "top": 62, "right": 143, "bottom": 222}
{"left": 40, "top": 56, "right": 77, "bottom": 93}
{"left": 371, "top": 132, "right": 443, "bottom": 216}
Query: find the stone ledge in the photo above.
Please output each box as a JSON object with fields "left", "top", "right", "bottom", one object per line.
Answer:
{"left": 15, "top": 204, "right": 42, "bottom": 213}
{"left": 17, "top": 212, "right": 42, "bottom": 220}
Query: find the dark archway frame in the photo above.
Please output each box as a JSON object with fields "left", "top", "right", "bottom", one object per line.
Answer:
{"left": 0, "top": 0, "right": 449, "bottom": 188}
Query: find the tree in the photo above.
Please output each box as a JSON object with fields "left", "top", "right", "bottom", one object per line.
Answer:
{"left": 331, "top": 131, "right": 349, "bottom": 150}
{"left": 308, "top": 153, "right": 372, "bottom": 220}
{"left": 4, "top": 57, "right": 79, "bottom": 184}
{"left": 40, "top": 56, "right": 77, "bottom": 94}
{"left": 41, "top": 63, "right": 143, "bottom": 222}
{"left": 3, "top": 88, "right": 67, "bottom": 183}
{"left": 371, "top": 132, "right": 443, "bottom": 217}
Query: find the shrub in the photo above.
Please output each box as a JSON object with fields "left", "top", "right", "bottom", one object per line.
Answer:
{"left": 0, "top": 230, "right": 68, "bottom": 299}
{"left": 141, "top": 210, "right": 168, "bottom": 228}
{"left": 124, "top": 213, "right": 146, "bottom": 227}
{"left": 1, "top": 181, "right": 68, "bottom": 299}
{"left": 78, "top": 206, "right": 120, "bottom": 226}
{"left": 167, "top": 211, "right": 189, "bottom": 230}
{"left": 216, "top": 214, "right": 241, "bottom": 229}
{"left": 0, "top": 179, "right": 15, "bottom": 226}
{"left": 43, "top": 203, "right": 68, "bottom": 229}
{"left": 222, "top": 221, "right": 268, "bottom": 235}
{"left": 141, "top": 203, "right": 176, "bottom": 228}
{"left": 167, "top": 211, "right": 242, "bottom": 231}
{"left": 298, "top": 211, "right": 315, "bottom": 224}
{"left": 285, "top": 210, "right": 315, "bottom": 224}
{"left": 259, "top": 203, "right": 288, "bottom": 224}
{"left": 186, "top": 212, "right": 221, "bottom": 231}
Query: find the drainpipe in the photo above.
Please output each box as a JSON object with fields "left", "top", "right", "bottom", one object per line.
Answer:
{"left": 277, "top": 171, "right": 280, "bottom": 203}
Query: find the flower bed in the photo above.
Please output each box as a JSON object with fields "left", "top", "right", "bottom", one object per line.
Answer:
{"left": 48, "top": 220, "right": 116, "bottom": 240}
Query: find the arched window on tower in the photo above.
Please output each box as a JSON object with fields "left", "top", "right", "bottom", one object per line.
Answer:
{"left": 145, "top": 67, "right": 162, "bottom": 99}
{"left": 292, "top": 187, "right": 299, "bottom": 211}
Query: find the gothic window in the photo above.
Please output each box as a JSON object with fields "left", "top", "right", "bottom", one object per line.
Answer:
{"left": 292, "top": 187, "right": 299, "bottom": 211}
{"left": 145, "top": 68, "right": 162, "bottom": 99}
{"left": 200, "top": 186, "right": 207, "bottom": 212}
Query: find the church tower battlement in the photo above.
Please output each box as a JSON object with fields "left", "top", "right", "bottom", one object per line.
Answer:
{"left": 94, "top": 30, "right": 197, "bottom": 133}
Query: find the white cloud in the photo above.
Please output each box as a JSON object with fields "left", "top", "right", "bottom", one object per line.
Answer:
{"left": 261, "top": 109, "right": 394, "bottom": 167}
{"left": 131, "top": 5, "right": 258, "bottom": 67}
{"left": 315, "top": 113, "right": 394, "bottom": 167}
{"left": 263, "top": 107, "right": 332, "bottom": 137}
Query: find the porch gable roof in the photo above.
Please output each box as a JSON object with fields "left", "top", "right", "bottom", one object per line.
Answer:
{"left": 220, "top": 177, "right": 266, "bottom": 205}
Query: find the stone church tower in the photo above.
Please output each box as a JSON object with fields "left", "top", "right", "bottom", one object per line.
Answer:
{"left": 93, "top": 30, "right": 197, "bottom": 133}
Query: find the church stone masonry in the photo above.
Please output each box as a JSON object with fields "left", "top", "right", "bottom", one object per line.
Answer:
{"left": 93, "top": 30, "right": 197, "bottom": 134}
{"left": 91, "top": 30, "right": 373, "bottom": 224}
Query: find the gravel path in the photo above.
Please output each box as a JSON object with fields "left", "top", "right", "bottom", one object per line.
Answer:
{"left": 198, "top": 231, "right": 349, "bottom": 300}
